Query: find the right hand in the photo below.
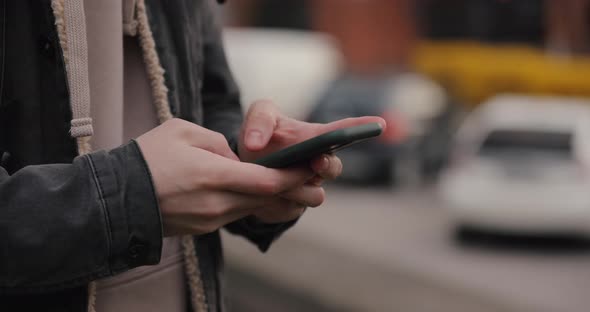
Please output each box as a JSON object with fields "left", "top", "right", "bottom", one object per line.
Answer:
{"left": 136, "top": 119, "right": 324, "bottom": 236}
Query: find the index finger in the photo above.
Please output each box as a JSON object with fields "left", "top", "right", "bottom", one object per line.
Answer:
{"left": 317, "top": 116, "right": 387, "bottom": 134}
{"left": 203, "top": 150, "right": 315, "bottom": 195}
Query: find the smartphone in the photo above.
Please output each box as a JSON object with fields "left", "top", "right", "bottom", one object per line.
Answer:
{"left": 254, "top": 122, "right": 383, "bottom": 168}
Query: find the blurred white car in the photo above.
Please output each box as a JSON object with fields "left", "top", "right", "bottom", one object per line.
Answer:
{"left": 222, "top": 27, "right": 342, "bottom": 120}
{"left": 439, "top": 94, "right": 590, "bottom": 238}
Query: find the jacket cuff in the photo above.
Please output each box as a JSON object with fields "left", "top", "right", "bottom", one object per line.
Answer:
{"left": 226, "top": 216, "right": 298, "bottom": 252}
{"left": 86, "top": 140, "right": 163, "bottom": 273}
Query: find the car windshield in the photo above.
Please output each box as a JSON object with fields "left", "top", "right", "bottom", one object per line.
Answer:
{"left": 478, "top": 130, "right": 572, "bottom": 160}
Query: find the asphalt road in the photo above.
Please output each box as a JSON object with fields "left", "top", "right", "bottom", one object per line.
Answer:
{"left": 222, "top": 185, "right": 590, "bottom": 312}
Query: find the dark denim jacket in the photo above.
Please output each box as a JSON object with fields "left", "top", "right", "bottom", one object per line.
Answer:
{"left": 0, "top": 0, "right": 292, "bottom": 311}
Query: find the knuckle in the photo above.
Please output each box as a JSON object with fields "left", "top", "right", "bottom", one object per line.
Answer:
{"left": 189, "top": 173, "right": 209, "bottom": 189}
{"left": 198, "top": 174, "right": 216, "bottom": 190}
{"left": 253, "top": 109, "right": 274, "bottom": 122}
{"left": 248, "top": 100, "right": 276, "bottom": 119}
{"left": 170, "top": 119, "right": 194, "bottom": 138}
{"left": 257, "top": 178, "right": 280, "bottom": 195}
{"left": 200, "top": 196, "right": 226, "bottom": 219}
{"left": 212, "top": 132, "right": 228, "bottom": 146}
{"left": 167, "top": 118, "right": 185, "bottom": 129}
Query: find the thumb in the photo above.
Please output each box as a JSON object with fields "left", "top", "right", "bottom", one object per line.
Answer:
{"left": 243, "top": 100, "right": 279, "bottom": 151}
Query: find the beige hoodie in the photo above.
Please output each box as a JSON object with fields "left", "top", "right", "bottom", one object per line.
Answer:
{"left": 84, "top": 1, "right": 186, "bottom": 312}
{"left": 50, "top": 0, "right": 206, "bottom": 311}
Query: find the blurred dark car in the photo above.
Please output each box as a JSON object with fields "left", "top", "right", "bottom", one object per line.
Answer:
{"left": 308, "top": 72, "right": 455, "bottom": 185}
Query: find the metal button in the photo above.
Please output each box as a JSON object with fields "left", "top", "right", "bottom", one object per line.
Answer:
{"left": 128, "top": 243, "right": 146, "bottom": 259}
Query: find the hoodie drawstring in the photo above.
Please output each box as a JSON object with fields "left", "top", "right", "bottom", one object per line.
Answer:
{"left": 51, "top": 0, "right": 93, "bottom": 156}
{"left": 135, "top": 1, "right": 208, "bottom": 311}
{"left": 51, "top": 0, "right": 96, "bottom": 310}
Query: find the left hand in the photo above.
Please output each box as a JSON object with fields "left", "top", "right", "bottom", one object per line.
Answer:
{"left": 239, "top": 99, "right": 386, "bottom": 223}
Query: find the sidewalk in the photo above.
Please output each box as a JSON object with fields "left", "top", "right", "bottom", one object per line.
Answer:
{"left": 222, "top": 186, "right": 590, "bottom": 312}
{"left": 223, "top": 232, "right": 518, "bottom": 312}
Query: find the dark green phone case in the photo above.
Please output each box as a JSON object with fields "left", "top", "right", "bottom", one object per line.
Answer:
{"left": 254, "top": 122, "right": 383, "bottom": 168}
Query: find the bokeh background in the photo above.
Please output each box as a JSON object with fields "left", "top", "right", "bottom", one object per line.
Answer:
{"left": 215, "top": 1, "right": 590, "bottom": 311}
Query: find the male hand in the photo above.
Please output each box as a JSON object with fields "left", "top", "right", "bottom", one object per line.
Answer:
{"left": 136, "top": 118, "right": 324, "bottom": 236}
{"left": 239, "top": 100, "right": 386, "bottom": 223}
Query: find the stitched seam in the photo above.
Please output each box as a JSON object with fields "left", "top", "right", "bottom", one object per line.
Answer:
{"left": 85, "top": 154, "right": 113, "bottom": 275}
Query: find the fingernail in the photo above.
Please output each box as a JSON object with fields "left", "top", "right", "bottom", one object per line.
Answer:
{"left": 321, "top": 156, "right": 330, "bottom": 170}
{"left": 247, "top": 130, "right": 263, "bottom": 147}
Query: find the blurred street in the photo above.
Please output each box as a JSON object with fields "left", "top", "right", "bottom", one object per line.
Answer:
{"left": 218, "top": 3, "right": 590, "bottom": 310}
{"left": 223, "top": 185, "right": 590, "bottom": 312}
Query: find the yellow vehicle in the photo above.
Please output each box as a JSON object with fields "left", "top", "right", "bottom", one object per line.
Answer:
{"left": 413, "top": 41, "right": 590, "bottom": 107}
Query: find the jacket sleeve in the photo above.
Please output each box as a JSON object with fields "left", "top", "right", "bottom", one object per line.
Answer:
{"left": 0, "top": 140, "right": 162, "bottom": 293}
{"left": 200, "top": 0, "right": 242, "bottom": 149}
{"left": 199, "top": 2, "right": 297, "bottom": 252}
